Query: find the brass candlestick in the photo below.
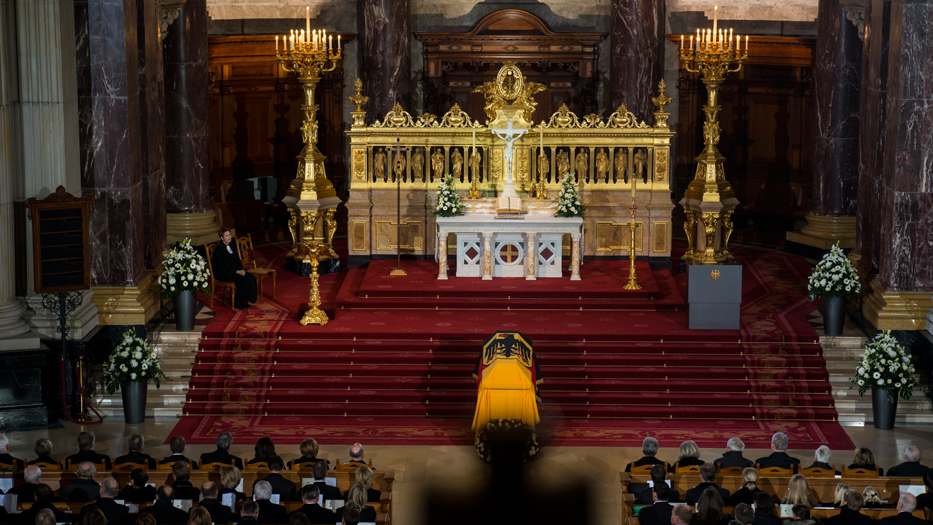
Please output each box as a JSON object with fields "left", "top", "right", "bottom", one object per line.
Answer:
{"left": 76, "top": 356, "right": 92, "bottom": 422}
{"left": 276, "top": 24, "right": 342, "bottom": 258}
{"left": 299, "top": 243, "right": 337, "bottom": 326}
{"left": 622, "top": 195, "right": 641, "bottom": 291}
{"left": 678, "top": 21, "right": 747, "bottom": 264}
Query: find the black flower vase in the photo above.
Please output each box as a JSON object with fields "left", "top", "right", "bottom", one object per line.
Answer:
{"left": 871, "top": 388, "right": 897, "bottom": 430}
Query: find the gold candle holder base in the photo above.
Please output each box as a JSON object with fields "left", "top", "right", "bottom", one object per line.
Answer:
{"left": 389, "top": 269, "right": 408, "bottom": 276}
{"left": 299, "top": 243, "right": 337, "bottom": 326}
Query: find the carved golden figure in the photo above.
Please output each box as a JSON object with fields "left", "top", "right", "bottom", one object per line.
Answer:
{"left": 301, "top": 210, "right": 320, "bottom": 243}
{"left": 323, "top": 208, "right": 337, "bottom": 246}
{"left": 683, "top": 210, "right": 697, "bottom": 259}
{"left": 634, "top": 149, "right": 646, "bottom": 182}
{"left": 536, "top": 152, "right": 549, "bottom": 199}
{"left": 412, "top": 148, "right": 424, "bottom": 182}
{"left": 491, "top": 150, "right": 502, "bottom": 180}
{"left": 469, "top": 150, "right": 482, "bottom": 182}
{"left": 575, "top": 149, "right": 588, "bottom": 181}
{"left": 431, "top": 148, "right": 444, "bottom": 180}
{"left": 452, "top": 148, "right": 464, "bottom": 181}
{"left": 393, "top": 149, "right": 406, "bottom": 182}
{"left": 287, "top": 208, "right": 300, "bottom": 256}
{"left": 596, "top": 149, "right": 610, "bottom": 182}
{"left": 557, "top": 151, "right": 570, "bottom": 177}
{"left": 374, "top": 148, "right": 387, "bottom": 182}
{"left": 721, "top": 210, "right": 735, "bottom": 258}
{"left": 615, "top": 149, "right": 628, "bottom": 182}
{"left": 701, "top": 212, "right": 720, "bottom": 263}
{"left": 471, "top": 61, "right": 546, "bottom": 122}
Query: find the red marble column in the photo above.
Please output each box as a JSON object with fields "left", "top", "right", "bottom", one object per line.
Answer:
{"left": 610, "top": 0, "right": 662, "bottom": 122}
{"left": 359, "top": 0, "right": 411, "bottom": 118}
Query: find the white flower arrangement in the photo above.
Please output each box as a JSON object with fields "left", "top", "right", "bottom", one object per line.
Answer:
{"left": 103, "top": 328, "right": 168, "bottom": 394}
{"left": 433, "top": 174, "right": 464, "bottom": 217}
{"left": 850, "top": 330, "right": 918, "bottom": 402}
{"left": 807, "top": 243, "right": 861, "bottom": 301}
{"left": 158, "top": 238, "right": 210, "bottom": 299}
{"left": 554, "top": 173, "right": 585, "bottom": 218}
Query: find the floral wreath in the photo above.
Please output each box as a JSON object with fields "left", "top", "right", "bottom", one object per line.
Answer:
{"left": 475, "top": 418, "right": 540, "bottom": 463}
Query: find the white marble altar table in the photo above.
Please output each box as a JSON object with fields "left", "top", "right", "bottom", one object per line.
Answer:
{"left": 436, "top": 214, "right": 583, "bottom": 281}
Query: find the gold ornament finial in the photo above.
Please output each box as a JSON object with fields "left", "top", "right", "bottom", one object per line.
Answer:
{"left": 349, "top": 78, "right": 369, "bottom": 112}
{"left": 652, "top": 79, "right": 673, "bottom": 129}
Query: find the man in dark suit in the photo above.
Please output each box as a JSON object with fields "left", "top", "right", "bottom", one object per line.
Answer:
{"left": 805, "top": 445, "right": 840, "bottom": 474}
{"left": 8, "top": 465, "right": 42, "bottom": 502}
{"left": 252, "top": 480, "right": 289, "bottom": 525}
{"left": 670, "top": 503, "right": 692, "bottom": 525}
{"left": 296, "top": 484, "right": 336, "bottom": 524}
{"left": 311, "top": 459, "right": 342, "bottom": 501}
{"left": 754, "top": 432, "right": 800, "bottom": 470}
{"left": 887, "top": 445, "right": 930, "bottom": 478}
{"left": 0, "top": 432, "right": 24, "bottom": 469}
{"left": 200, "top": 431, "right": 244, "bottom": 469}
{"left": 60, "top": 462, "right": 101, "bottom": 502}
{"left": 170, "top": 460, "right": 202, "bottom": 500}
{"left": 114, "top": 433, "right": 157, "bottom": 468}
{"left": 238, "top": 500, "right": 261, "bottom": 525}
{"left": 638, "top": 482, "right": 674, "bottom": 525}
{"left": 65, "top": 431, "right": 112, "bottom": 469}
{"left": 880, "top": 493, "right": 928, "bottom": 524}
{"left": 139, "top": 486, "right": 189, "bottom": 525}
{"left": 18, "top": 484, "right": 69, "bottom": 524}
{"left": 345, "top": 442, "right": 368, "bottom": 467}
{"left": 637, "top": 465, "right": 680, "bottom": 504}
{"left": 199, "top": 481, "right": 234, "bottom": 524}
{"left": 827, "top": 490, "right": 873, "bottom": 525}
{"left": 253, "top": 455, "right": 296, "bottom": 501}
{"left": 685, "top": 463, "right": 731, "bottom": 506}
{"left": 80, "top": 477, "right": 130, "bottom": 525}
{"left": 732, "top": 503, "right": 754, "bottom": 524}
{"left": 161, "top": 436, "right": 199, "bottom": 469}
{"left": 917, "top": 470, "right": 933, "bottom": 509}
{"left": 714, "top": 437, "right": 754, "bottom": 470}
{"left": 625, "top": 437, "right": 668, "bottom": 472}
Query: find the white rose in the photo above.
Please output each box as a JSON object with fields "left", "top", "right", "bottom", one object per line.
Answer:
{"left": 877, "top": 379, "right": 884, "bottom": 386}
{"left": 130, "top": 373, "right": 137, "bottom": 380}
{"left": 901, "top": 378, "right": 907, "bottom": 384}
{"left": 873, "top": 372, "right": 881, "bottom": 379}
{"left": 120, "top": 365, "right": 128, "bottom": 372}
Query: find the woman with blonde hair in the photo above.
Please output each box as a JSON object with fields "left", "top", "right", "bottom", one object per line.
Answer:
{"left": 219, "top": 465, "right": 246, "bottom": 502}
{"left": 347, "top": 464, "right": 382, "bottom": 502}
{"left": 862, "top": 486, "right": 883, "bottom": 507}
{"left": 336, "top": 482, "right": 377, "bottom": 523}
{"left": 780, "top": 474, "right": 818, "bottom": 507}
{"left": 730, "top": 467, "right": 763, "bottom": 505}
{"left": 289, "top": 437, "right": 329, "bottom": 469}
{"left": 849, "top": 447, "right": 884, "bottom": 475}
{"left": 673, "top": 440, "right": 704, "bottom": 471}
{"left": 832, "top": 483, "right": 850, "bottom": 507}
{"left": 187, "top": 506, "right": 212, "bottom": 525}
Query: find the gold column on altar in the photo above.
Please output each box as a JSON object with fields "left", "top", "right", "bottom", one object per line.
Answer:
{"left": 276, "top": 13, "right": 342, "bottom": 263}
{"left": 678, "top": 10, "right": 747, "bottom": 264}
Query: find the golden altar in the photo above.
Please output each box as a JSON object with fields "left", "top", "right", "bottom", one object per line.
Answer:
{"left": 344, "top": 64, "right": 676, "bottom": 266}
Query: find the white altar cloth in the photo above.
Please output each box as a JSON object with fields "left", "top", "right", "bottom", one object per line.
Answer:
{"left": 435, "top": 214, "right": 583, "bottom": 280}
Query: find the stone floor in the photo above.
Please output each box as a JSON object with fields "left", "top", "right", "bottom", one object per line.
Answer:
{"left": 5, "top": 419, "right": 933, "bottom": 525}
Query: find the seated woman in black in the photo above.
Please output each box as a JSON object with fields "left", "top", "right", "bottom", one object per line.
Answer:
{"left": 219, "top": 465, "right": 247, "bottom": 502}
{"left": 212, "top": 229, "right": 257, "bottom": 310}
{"left": 289, "top": 438, "right": 329, "bottom": 469}
{"left": 690, "top": 487, "right": 732, "bottom": 525}
{"left": 118, "top": 469, "right": 157, "bottom": 502}
{"left": 336, "top": 483, "right": 377, "bottom": 523}
{"left": 848, "top": 447, "right": 884, "bottom": 475}
{"left": 248, "top": 436, "right": 276, "bottom": 466}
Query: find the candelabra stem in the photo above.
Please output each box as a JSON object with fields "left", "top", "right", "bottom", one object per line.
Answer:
{"left": 623, "top": 196, "right": 641, "bottom": 291}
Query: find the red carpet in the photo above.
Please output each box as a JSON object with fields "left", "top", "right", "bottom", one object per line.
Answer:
{"left": 171, "top": 244, "right": 854, "bottom": 450}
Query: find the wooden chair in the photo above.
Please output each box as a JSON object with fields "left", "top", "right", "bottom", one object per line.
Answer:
{"left": 757, "top": 466, "right": 795, "bottom": 476}
{"left": 799, "top": 467, "right": 836, "bottom": 476}
{"left": 842, "top": 467, "right": 882, "bottom": 477}
{"left": 205, "top": 242, "right": 236, "bottom": 309}
{"left": 237, "top": 233, "right": 276, "bottom": 298}
{"left": 673, "top": 463, "right": 701, "bottom": 473}
{"left": 718, "top": 466, "right": 745, "bottom": 474}
{"left": 0, "top": 461, "right": 21, "bottom": 470}
{"left": 201, "top": 461, "right": 234, "bottom": 471}
{"left": 64, "top": 460, "right": 107, "bottom": 472}
{"left": 244, "top": 461, "right": 268, "bottom": 471}
{"left": 112, "top": 462, "right": 147, "bottom": 472}
{"left": 628, "top": 464, "right": 658, "bottom": 474}
{"left": 28, "top": 461, "right": 61, "bottom": 471}
{"left": 336, "top": 459, "right": 373, "bottom": 471}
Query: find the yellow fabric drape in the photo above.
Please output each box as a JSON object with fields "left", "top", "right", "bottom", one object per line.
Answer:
{"left": 471, "top": 358, "right": 540, "bottom": 438}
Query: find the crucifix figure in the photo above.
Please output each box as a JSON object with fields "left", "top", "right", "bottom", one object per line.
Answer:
{"left": 491, "top": 118, "right": 528, "bottom": 198}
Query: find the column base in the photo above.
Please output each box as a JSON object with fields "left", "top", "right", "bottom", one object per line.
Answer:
{"left": 166, "top": 211, "right": 221, "bottom": 246}
{"left": 863, "top": 279, "right": 933, "bottom": 331}
{"left": 24, "top": 290, "right": 100, "bottom": 340}
{"left": 90, "top": 276, "right": 160, "bottom": 326}
{"left": 786, "top": 214, "right": 856, "bottom": 249}
{"left": 0, "top": 299, "right": 32, "bottom": 340}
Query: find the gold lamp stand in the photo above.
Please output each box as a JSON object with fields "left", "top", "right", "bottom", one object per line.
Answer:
{"left": 678, "top": 23, "right": 747, "bottom": 264}
{"left": 299, "top": 243, "right": 337, "bottom": 326}
{"left": 622, "top": 189, "right": 642, "bottom": 291}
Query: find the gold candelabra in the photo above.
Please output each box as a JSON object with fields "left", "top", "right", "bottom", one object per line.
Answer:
{"left": 623, "top": 188, "right": 641, "bottom": 291}
{"left": 678, "top": 8, "right": 747, "bottom": 264}
{"left": 76, "top": 356, "right": 92, "bottom": 422}
{"left": 276, "top": 12, "right": 342, "bottom": 258}
{"left": 299, "top": 243, "right": 338, "bottom": 326}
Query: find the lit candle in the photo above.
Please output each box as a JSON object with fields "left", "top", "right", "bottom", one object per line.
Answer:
{"left": 631, "top": 165, "right": 637, "bottom": 198}
{"left": 275, "top": 35, "right": 278, "bottom": 52}
{"left": 539, "top": 124, "right": 544, "bottom": 155}
{"left": 472, "top": 127, "right": 476, "bottom": 157}
{"left": 290, "top": 35, "right": 294, "bottom": 51}
{"left": 306, "top": 6, "right": 311, "bottom": 37}
{"left": 746, "top": 35, "right": 748, "bottom": 52}
{"left": 338, "top": 35, "right": 341, "bottom": 51}
{"left": 329, "top": 35, "right": 333, "bottom": 52}
{"left": 696, "top": 29, "right": 700, "bottom": 46}
{"left": 681, "top": 35, "right": 684, "bottom": 50}
{"left": 690, "top": 35, "right": 693, "bottom": 51}
{"left": 713, "top": 5, "right": 718, "bottom": 36}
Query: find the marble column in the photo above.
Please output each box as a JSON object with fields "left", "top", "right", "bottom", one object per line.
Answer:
{"left": 75, "top": 0, "right": 157, "bottom": 325}
{"left": 863, "top": 0, "right": 933, "bottom": 330}
{"left": 610, "top": 0, "right": 662, "bottom": 123}
{"left": 163, "top": 0, "right": 217, "bottom": 245}
{"left": 786, "top": 0, "right": 862, "bottom": 250}
{"left": 137, "top": 0, "right": 166, "bottom": 267}
{"left": 854, "top": 0, "right": 891, "bottom": 273}
{"left": 358, "top": 0, "right": 411, "bottom": 118}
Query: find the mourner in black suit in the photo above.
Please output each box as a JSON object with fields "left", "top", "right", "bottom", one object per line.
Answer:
{"left": 639, "top": 483, "right": 674, "bottom": 525}
{"left": 114, "top": 433, "right": 157, "bottom": 469}
{"left": 626, "top": 437, "right": 669, "bottom": 472}
{"left": 238, "top": 501, "right": 261, "bottom": 525}
{"left": 685, "top": 463, "right": 731, "bottom": 506}
{"left": 170, "top": 460, "right": 202, "bottom": 501}
{"left": 0, "top": 433, "right": 24, "bottom": 469}
{"left": 8, "top": 465, "right": 42, "bottom": 502}
{"left": 213, "top": 229, "right": 258, "bottom": 309}
{"left": 252, "top": 480, "right": 290, "bottom": 524}
{"left": 637, "top": 465, "right": 681, "bottom": 504}
{"left": 311, "top": 460, "right": 342, "bottom": 501}
{"left": 754, "top": 432, "right": 800, "bottom": 470}
{"left": 199, "top": 481, "right": 234, "bottom": 525}
{"left": 139, "top": 486, "right": 189, "bottom": 525}
{"left": 887, "top": 445, "right": 930, "bottom": 478}
{"left": 827, "top": 490, "right": 874, "bottom": 525}
{"left": 880, "top": 494, "right": 927, "bottom": 524}
{"left": 60, "top": 462, "right": 101, "bottom": 502}
{"left": 65, "top": 431, "right": 112, "bottom": 469}
{"left": 19, "top": 484, "right": 69, "bottom": 524}
{"left": 918, "top": 471, "right": 933, "bottom": 509}
{"left": 715, "top": 444, "right": 754, "bottom": 469}
{"left": 161, "top": 436, "right": 199, "bottom": 469}
{"left": 79, "top": 478, "right": 130, "bottom": 525}
{"left": 297, "top": 484, "right": 336, "bottom": 524}
{"left": 29, "top": 438, "right": 58, "bottom": 467}
{"left": 805, "top": 445, "right": 840, "bottom": 474}
{"left": 200, "top": 432, "right": 244, "bottom": 469}
{"left": 253, "top": 455, "right": 297, "bottom": 501}
{"left": 118, "top": 468, "right": 157, "bottom": 502}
